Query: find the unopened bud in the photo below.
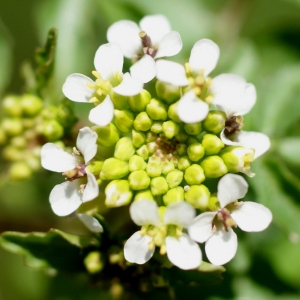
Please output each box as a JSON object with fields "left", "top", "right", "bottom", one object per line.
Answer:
{"left": 2, "top": 118, "right": 23, "bottom": 136}
{"left": 93, "top": 123, "right": 120, "bottom": 147}
{"left": 166, "top": 169, "right": 183, "bottom": 188}
{"left": 128, "top": 89, "right": 151, "bottom": 112}
{"left": 11, "top": 136, "right": 27, "bottom": 148}
{"left": 136, "top": 145, "right": 149, "bottom": 160}
{"left": 105, "top": 180, "right": 133, "bottom": 207}
{"left": 110, "top": 91, "right": 129, "bottom": 110}
{"left": 134, "top": 189, "right": 154, "bottom": 201}
{"left": 114, "top": 110, "right": 134, "bottom": 133}
{"left": 151, "top": 176, "right": 169, "bottom": 195}
{"left": 203, "top": 111, "right": 226, "bottom": 134}
{"left": 114, "top": 137, "right": 135, "bottom": 161}
{"left": 200, "top": 155, "right": 228, "bottom": 178}
{"left": 128, "top": 170, "right": 151, "bottom": 190}
{"left": 184, "top": 164, "right": 205, "bottom": 185}
{"left": 84, "top": 251, "right": 104, "bottom": 274}
{"left": 2, "top": 95, "right": 22, "bottom": 117}
{"left": 187, "top": 143, "right": 205, "bottom": 161}
{"left": 185, "top": 185, "right": 210, "bottom": 210}
{"left": 3, "top": 145, "right": 22, "bottom": 161}
{"left": 184, "top": 122, "right": 202, "bottom": 135}
{"left": 9, "top": 161, "right": 33, "bottom": 181}
{"left": 21, "top": 94, "right": 43, "bottom": 116}
{"left": 178, "top": 156, "right": 191, "bottom": 171}
{"left": 146, "top": 162, "right": 161, "bottom": 177}
{"left": 146, "top": 98, "right": 168, "bottom": 121}
{"left": 133, "top": 112, "right": 153, "bottom": 131}
{"left": 161, "top": 160, "right": 175, "bottom": 175}
{"left": 132, "top": 129, "right": 146, "bottom": 148}
{"left": 129, "top": 155, "right": 147, "bottom": 171}
{"left": 100, "top": 158, "right": 129, "bottom": 180}
{"left": 151, "top": 121, "right": 163, "bottom": 134}
{"left": 175, "top": 131, "right": 189, "bottom": 143}
{"left": 86, "top": 161, "right": 103, "bottom": 175}
{"left": 187, "top": 137, "right": 199, "bottom": 146}
{"left": 38, "top": 120, "right": 64, "bottom": 141}
{"left": 208, "top": 195, "right": 220, "bottom": 211}
{"left": 168, "top": 102, "right": 181, "bottom": 123}
{"left": 163, "top": 187, "right": 184, "bottom": 205}
{"left": 202, "top": 134, "right": 224, "bottom": 155}
{"left": 162, "top": 120, "right": 180, "bottom": 139}
{"left": 176, "top": 143, "right": 187, "bottom": 156}
{"left": 156, "top": 81, "right": 180, "bottom": 104}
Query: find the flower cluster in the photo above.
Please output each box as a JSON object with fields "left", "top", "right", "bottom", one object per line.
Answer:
{"left": 41, "top": 15, "right": 272, "bottom": 270}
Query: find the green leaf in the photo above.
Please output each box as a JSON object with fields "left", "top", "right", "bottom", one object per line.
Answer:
{"left": 0, "top": 229, "right": 100, "bottom": 272}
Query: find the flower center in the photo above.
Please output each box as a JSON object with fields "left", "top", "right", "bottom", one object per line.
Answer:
{"left": 62, "top": 164, "right": 87, "bottom": 181}
{"left": 215, "top": 208, "right": 236, "bottom": 232}
{"left": 224, "top": 115, "right": 244, "bottom": 137}
{"left": 139, "top": 31, "right": 156, "bottom": 58}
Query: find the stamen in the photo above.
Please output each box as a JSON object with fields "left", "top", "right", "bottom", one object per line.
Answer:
{"left": 80, "top": 184, "right": 86, "bottom": 194}
{"left": 92, "top": 70, "right": 101, "bottom": 79}
{"left": 88, "top": 97, "right": 99, "bottom": 104}
{"left": 86, "top": 83, "right": 95, "bottom": 89}
{"left": 73, "top": 147, "right": 81, "bottom": 155}
{"left": 159, "top": 244, "right": 167, "bottom": 255}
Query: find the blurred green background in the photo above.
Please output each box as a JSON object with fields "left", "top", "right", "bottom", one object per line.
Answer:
{"left": 1, "top": 0, "right": 300, "bottom": 299}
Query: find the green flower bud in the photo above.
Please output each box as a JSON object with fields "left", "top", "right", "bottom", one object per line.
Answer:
{"left": 110, "top": 91, "right": 129, "bottom": 110}
{"left": 187, "top": 137, "right": 199, "bottom": 146}
{"left": 11, "top": 136, "right": 27, "bottom": 148}
{"left": 105, "top": 180, "right": 133, "bottom": 207}
{"left": 202, "top": 134, "right": 224, "bottom": 155}
{"left": 184, "top": 164, "right": 205, "bottom": 185}
{"left": 147, "top": 142, "right": 157, "bottom": 154}
{"left": 146, "top": 98, "right": 168, "bottom": 121}
{"left": 175, "top": 131, "right": 189, "bottom": 143}
{"left": 0, "top": 128, "right": 6, "bottom": 145}
{"left": 86, "top": 161, "right": 103, "bottom": 175}
{"left": 84, "top": 251, "right": 104, "bottom": 274}
{"left": 166, "top": 169, "right": 183, "bottom": 188}
{"left": 22, "top": 118, "right": 36, "bottom": 129}
{"left": 9, "top": 161, "right": 33, "bottom": 181}
{"left": 156, "top": 81, "right": 180, "bottom": 104}
{"left": 151, "top": 176, "right": 169, "bottom": 195}
{"left": 163, "top": 186, "right": 184, "bottom": 205}
{"left": 134, "top": 189, "right": 154, "bottom": 201}
{"left": 41, "top": 106, "right": 58, "bottom": 119}
{"left": 168, "top": 102, "right": 181, "bottom": 123}
{"left": 208, "top": 195, "right": 220, "bottom": 211}
{"left": 176, "top": 143, "right": 187, "bottom": 156}
{"left": 38, "top": 120, "right": 64, "bottom": 141}
{"left": 93, "top": 123, "right": 120, "bottom": 147}
{"left": 128, "top": 170, "right": 151, "bottom": 190}
{"left": 114, "top": 137, "right": 135, "bottom": 161}
{"left": 161, "top": 160, "right": 175, "bottom": 175}
{"left": 151, "top": 121, "right": 163, "bottom": 134}
{"left": 129, "top": 155, "right": 147, "bottom": 171}
{"left": 3, "top": 145, "right": 22, "bottom": 161}
{"left": 187, "top": 143, "right": 205, "bottom": 161}
{"left": 21, "top": 94, "right": 43, "bottom": 116}
{"left": 2, "top": 118, "right": 23, "bottom": 136}
{"left": 203, "top": 111, "right": 226, "bottom": 134}
{"left": 132, "top": 129, "right": 146, "bottom": 148}
{"left": 220, "top": 146, "right": 255, "bottom": 177}
{"left": 200, "top": 155, "right": 228, "bottom": 178}
{"left": 2, "top": 95, "right": 22, "bottom": 117}
{"left": 128, "top": 89, "right": 151, "bottom": 112}
{"left": 133, "top": 112, "right": 153, "bottom": 132}
{"left": 136, "top": 145, "right": 149, "bottom": 160}
{"left": 114, "top": 110, "right": 134, "bottom": 133}
{"left": 185, "top": 185, "right": 210, "bottom": 210}
{"left": 146, "top": 161, "right": 161, "bottom": 177}
{"left": 162, "top": 120, "right": 180, "bottom": 139}
{"left": 184, "top": 122, "right": 202, "bottom": 135}
{"left": 178, "top": 156, "right": 191, "bottom": 171}
{"left": 100, "top": 158, "right": 129, "bottom": 180}
{"left": 146, "top": 132, "right": 157, "bottom": 143}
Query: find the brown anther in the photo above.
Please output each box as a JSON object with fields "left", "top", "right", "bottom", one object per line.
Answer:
{"left": 224, "top": 115, "right": 244, "bottom": 136}
{"left": 148, "top": 48, "right": 154, "bottom": 55}
{"left": 80, "top": 184, "right": 86, "bottom": 194}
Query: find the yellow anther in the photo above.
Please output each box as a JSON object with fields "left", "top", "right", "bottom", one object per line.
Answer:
{"left": 92, "top": 70, "right": 101, "bottom": 79}
{"left": 205, "top": 95, "right": 213, "bottom": 104}
{"left": 96, "top": 89, "right": 102, "bottom": 96}
{"left": 86, "top": 83, "right": 95, "bottom": 89}
{"left": 78, "top": 171, "right": 84, "bottom": 177}
{"left": 159, "top": 244, "right": 167, "bottom": 255}
{"left": 225, "top": 218, "right": 237, "bottom": 228}
{"left": 148, "top": 240, "right": 155, "bottom": 251}
{"left": 139, "top": 31, "right": 147, "bottom": 38}
{"left": 212, "top": 225, "right": 217, "bottom": 233}
{"left": 88, "top": 97, "right": 99, "bottom": 104}
{"left": 184, "top": 62, "right": 192, "bottom": 74}
{"left": 62, "top": 169, "right": 77, "bottom": 178}
{"left": 188, "top": 77, "right": 195, "bottom": 85}
{"left": 234, "top": 201, "right": 243, "bottom": 208}
{"left": 195, "top": 76, "right": 204, "bottom": 85}
{"left": 176, "top": 228, "right": 182, "bottom": 237}
{"left": 95, "top": 78, "right": 104, "bottom": 85}
{"left": 193, "top": 86, "right": 201, "bottom": 96}
{"left": 73, "top": 147, "right": 81, "bottom": 155}
{"left": 80, "top": 184, "right": 86, "bottom": 194}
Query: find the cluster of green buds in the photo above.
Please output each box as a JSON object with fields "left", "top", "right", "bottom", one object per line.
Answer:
{"left": 0, "top": 94, "right": 77, "bottom": 180}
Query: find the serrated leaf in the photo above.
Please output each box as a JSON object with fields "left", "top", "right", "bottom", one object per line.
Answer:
{"left": 0, "top": 229, "right": 99, "bottom": 272}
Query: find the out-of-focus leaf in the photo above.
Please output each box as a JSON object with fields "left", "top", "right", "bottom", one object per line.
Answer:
{"left": 0, "top": 229, "right": 99, "bottom": 272}
{"left": 276, "top": 137, "right": 300, "bottom": 166}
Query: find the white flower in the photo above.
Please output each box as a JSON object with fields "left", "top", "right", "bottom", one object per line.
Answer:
{"left": 188, "top": 173, "right": 272, "bottom": 265}
{"left": 62, "top": 43, "right": 156, "bottom": 127}
{"left": 107, "top": 14, "right": 182, "bottom": 61}
{"left": 77, "top": 213, "right": 103, "bottom": 232}
{"left": 41, "top": 127, "right": 99, "bottom": 216}
{"left": 124, "top": 200, "right": 202, "bottom": 270}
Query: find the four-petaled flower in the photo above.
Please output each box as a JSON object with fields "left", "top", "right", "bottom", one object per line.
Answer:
{"left": 62, "top": 43, "right": 156, "bottom": 127}
{"left": 41, "top": 127, "right": 99, "bottom": 216}
{"left": 124, "top": 199, "right": 202, "bottom": 270}
{"left": 188, "top": 173, "right": 272, "bottom": 265}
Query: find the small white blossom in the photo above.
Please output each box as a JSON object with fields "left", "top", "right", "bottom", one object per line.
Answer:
{"left": 188, "top": 174, "right": 272, "bottom": 265}
{"left": 41, "top": 127, "right": 99, "bottom": 216}
{"left": 62, "top": 43, "right": 156, "bottom": 127}
{"left": 124, "top": 200, "right": 202, "bottom": 270}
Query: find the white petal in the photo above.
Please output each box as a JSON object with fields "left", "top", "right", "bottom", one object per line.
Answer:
{"left": 62, "top": 74, "right": 94, "bottom": 103}
{"left": 177, "top": 90, "right": 209, "bottom": 123}
{"left": 107, "top": 20, "right": 141, "bottom": 58}
{"left": 76, "top": 127, "right": 98, "bottom": 164}
{"left": 124, "top": 232, "right": 155, "bottom": 264}
{"left": 211, "top": 74, "right": 256, "bottom": 116}
{"left": 166, "top": 235, "right": 202, "bottom": 270}
{"left": 220, "top": 130, "right": 270, "bottom": 160}
{"left": 41, "top": 143, "right": 76, "bottom": 172}
{"left": 156, "top": 60, "right": 189, "bottom": 86}
{"left": 82, "top": 170, "right": 99, "bottom": 202}
{"left": 164, "top": 201, "right": 195, "bottom": 228}
{"left": 155, "top": 31, "right": 182, "bottom": 58}
{"left": 231, "top": 201, "right": 272, "bottom": 232}
{"left": 189, "top": 39, "right": 220, "bottom": 76}
{"left": 139, "top": 15, "right": 171, "bottom": 46}
{"left": 49, "top": 181, "right": 82, "bottom": 216}
{"left": 129, "top": 200, "right": 160, "bottom": 226}
{"left": 88, "top": 95, "right": 114, "bottom": 126}
{"left": 217, "top": 174, "right": 248, "bottom": 208}
{"left": 205, "top": 228, "right": 238, "bottom": 265}
{"left": 94, "top": 43, "right": 123, "bottom": 81}
{"left": 130, "top": 55, "right": 156, "bottom": 83}
{"left": 188, "top": 212, "right": 217, "bottom": 243}
{"left": 77, "top": 214, "right": 103, "bottom": 232}
{"left": 112, "top": 73, "right": 143, "bottom": 96}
